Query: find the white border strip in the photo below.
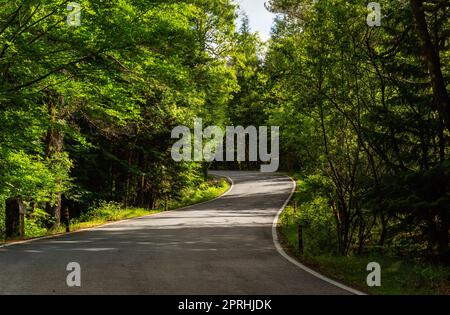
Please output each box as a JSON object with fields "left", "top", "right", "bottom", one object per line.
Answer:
{"left": 0, "top": 173, "right": 234, "bottom": 249}
{"left": 272, "top": 175, "right": 366, "bottom": 295}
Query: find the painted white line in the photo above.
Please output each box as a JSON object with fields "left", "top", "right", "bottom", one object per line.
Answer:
{"left": 272, "top": 175, "right": 366, "bottom": 295}
{"left": 0, "top": 173, "right": 234, "bottom": 249}
{"left": 1, "top": 171, "right": 364, "bottom": 296}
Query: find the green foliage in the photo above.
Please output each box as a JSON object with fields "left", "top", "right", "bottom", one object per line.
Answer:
{"left": 281, "top": 187, "right": 450, "bottom": 294}
{"left": 24, "top": 208, "right": 50, "bottom": 238}
{"left": 169, "top": 176, "right": 229, "bottom": 209}
{"left": 0, "top": 0, "right": 448, "bottom": 280}
{"left": 0, "top": 151, "right": 71, "bottom": 204}
{"left": 267, "top": 0, "right": 450, "bottom": 263}
{"left": 310, "top": 254, "right": 450, "bottom": 295}
{"left": 0, "top": 0, "right": 239, "bottom": 237}
{"left": 281, "top": 176, "right": 338, "bottom": 256}
{"left": 78, "top": 201, "right": 126, "bottom": 222}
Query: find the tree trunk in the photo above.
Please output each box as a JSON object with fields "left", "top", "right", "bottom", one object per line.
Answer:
{"left": 410, "top": 0, "right": 450, "bottom": 132}
{"left": 45, "top": 95, "right": 64, "bottom": 228}
{"left": 378, "top": 213, "right": 387, "bottom": 246}
{"left": 436, "top": 212, "right": 450, "bottom": 265}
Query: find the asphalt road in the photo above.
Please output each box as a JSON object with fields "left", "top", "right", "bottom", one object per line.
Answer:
{"left": 0, "top": 171, "right": 357, "bottom": 294}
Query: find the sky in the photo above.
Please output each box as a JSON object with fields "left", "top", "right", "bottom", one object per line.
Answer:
{"left": 234, "top": 0, "right": 277, "bottom": 41}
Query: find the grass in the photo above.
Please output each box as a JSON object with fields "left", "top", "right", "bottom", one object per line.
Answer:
{"left": 2, "top": 176, "right": 230, "bottom": 243}
{"left": 278, "top": 175, "right": 450, "bottom": 295}
{"left": 167, "top": 177, "right": 230, "bottom": 210}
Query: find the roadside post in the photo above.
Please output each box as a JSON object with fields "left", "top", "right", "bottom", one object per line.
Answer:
{"left": 297, "top": 222, "right": 304, "bottom": 255}
{"left": 5, "top": 197, "right": 25, "bottom": 239}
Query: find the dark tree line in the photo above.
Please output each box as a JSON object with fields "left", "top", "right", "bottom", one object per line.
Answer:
{"left": 251, "top": 0, "right": 450, "bottom": 264}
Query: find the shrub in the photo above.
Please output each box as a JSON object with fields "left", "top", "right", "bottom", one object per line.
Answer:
{"left": 289, "top": 175, "right": 338, "bottom": 256}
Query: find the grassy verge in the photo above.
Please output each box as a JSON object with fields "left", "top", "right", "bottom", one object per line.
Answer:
{"left": 3, "top": 176, "right": 230, "bottom": 243}
{"left": 279, "top": 175, "right": 450, "bottom": 295}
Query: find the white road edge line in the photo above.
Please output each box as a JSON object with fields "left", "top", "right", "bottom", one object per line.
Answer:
{"left": 0, "top": 173, "right": 234, "bottom": 249}
{"left": 0, "top": 171, "right": 365, "bottom": 296}
{"left": 272, "top": 175, "right": 366, "bottom": 296}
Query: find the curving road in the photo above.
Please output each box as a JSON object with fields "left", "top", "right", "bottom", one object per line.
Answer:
{"left": 0, "top": 171, "right": 357, "bottom": 294}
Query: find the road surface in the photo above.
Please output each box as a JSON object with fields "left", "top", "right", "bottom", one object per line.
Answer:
{"left": 0, "top": 171, "right": 356, "bottom": 294}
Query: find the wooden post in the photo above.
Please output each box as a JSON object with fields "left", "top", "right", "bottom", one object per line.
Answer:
{"left": 19, "top": 204, "right": 25, "bottom": 238}
{"left": 297, "top": 223, "right": 304, "bottom": 255}
{"left": 64, "top": 207, "right": 70, "bottom": 233}
{"left": 6, "top": 198, "right": 25, "bottom": 239}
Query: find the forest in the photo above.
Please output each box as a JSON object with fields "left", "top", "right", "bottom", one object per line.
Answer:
{"left": 265, "top": 0, "right": 450, "bottom": 268}
{"left": 0, "top": 0, "right": 449, "bottom": 277}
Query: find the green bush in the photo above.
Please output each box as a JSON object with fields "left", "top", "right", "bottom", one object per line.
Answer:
{"left": 78, "top": 201, "right": 124, "bottom": 222}
{"left": 24, "top": 217, "right": 47, "bottom": 238}
{"left": 281, "top": 174, "right": 338, "bottom": 256}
